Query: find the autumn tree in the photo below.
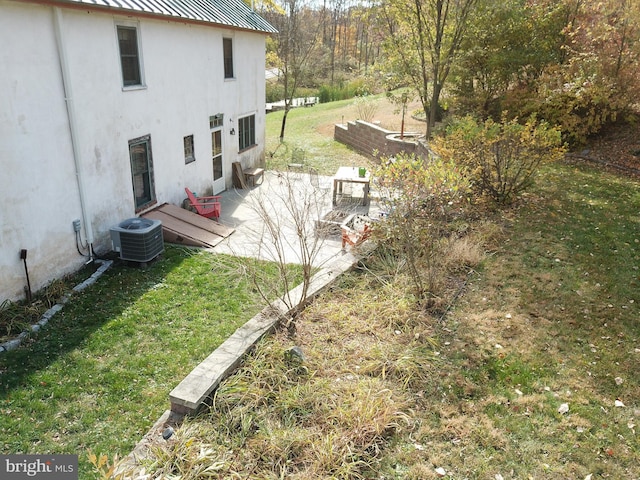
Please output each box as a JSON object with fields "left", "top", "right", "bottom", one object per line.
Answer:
{"left": 452, "top": 0, "right": 568, "bottom": 118}
{"left": 263, "top": 0, "right": 322, "bottom": 141}
{"left": 528, "top": 0, "right": 640, "bottom": 145}
{"left": 376, "top": 0, "right": 478, "bottom": 138}
{"left": 452, "top": 0, "right": 640, "bottom": 145}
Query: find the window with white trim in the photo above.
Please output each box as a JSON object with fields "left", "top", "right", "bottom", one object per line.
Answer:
{"left": 117, "top": 25, "right": 143, "bottom": 87}
{"left": 238, "top": 114, "right": 256, "bottom": 151}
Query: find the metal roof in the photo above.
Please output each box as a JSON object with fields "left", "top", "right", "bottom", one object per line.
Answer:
{"left": 56, "top": 0, "right": 277, "bottom": 33}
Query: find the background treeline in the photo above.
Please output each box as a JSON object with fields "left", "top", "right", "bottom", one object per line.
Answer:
{"left": 260, "top": 0, "right": 640, "bottom": 145}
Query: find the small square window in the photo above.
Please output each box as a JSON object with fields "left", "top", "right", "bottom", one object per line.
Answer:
{"left": 209, "top": 114, "right": 224, "bottom": 129}
{"left": 184, "top": 135, "right": 195, "bottom": 164}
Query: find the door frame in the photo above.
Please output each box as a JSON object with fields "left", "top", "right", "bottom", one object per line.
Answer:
{"left": 210, "top": 114, "right": 225, "bottom": 194}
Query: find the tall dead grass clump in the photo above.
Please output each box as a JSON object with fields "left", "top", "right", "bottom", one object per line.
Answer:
{"left": 442, "top": 236, "right": 485, "bottom": 272}
{"left": 147, "top": 334, "right": 411, "bottom": 479}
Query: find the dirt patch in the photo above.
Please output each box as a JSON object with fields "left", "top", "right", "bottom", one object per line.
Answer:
{"left": 573, "top": 123, "right": 640, "bottom": 176}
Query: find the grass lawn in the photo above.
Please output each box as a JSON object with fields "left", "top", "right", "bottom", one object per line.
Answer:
{"left": 3, "top": 96, "right": 639, "bottom": 479}
{"left": 265, "top": 97, "right": 381, "bottom": 175}
{"left": 141, "top": 155, "right": 640, "bottom": 475}
{"left": 396, "top": 161, "right": 640, "bottom": 478}
{"left": 0, "top": 247, "right": 299, "bottom": 478}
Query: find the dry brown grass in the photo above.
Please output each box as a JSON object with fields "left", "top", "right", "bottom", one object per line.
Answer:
{"left": 135, "top": 103, "right": 640, "bottom": 480}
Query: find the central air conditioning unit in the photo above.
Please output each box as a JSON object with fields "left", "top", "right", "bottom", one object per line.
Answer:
{"left": 110, "top": 218, "right": 164, "bottom": 263}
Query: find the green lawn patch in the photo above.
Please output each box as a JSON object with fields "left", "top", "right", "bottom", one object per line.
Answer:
{"left": 0, "top": 246, "right": 298, "bottom": 478}
{"left": 265, "top": 97, "right": 379, "bottom": 175}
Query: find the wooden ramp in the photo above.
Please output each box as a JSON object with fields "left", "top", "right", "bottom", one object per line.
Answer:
{"left": 142, "top": 203, "right": 234, "bottom": 248}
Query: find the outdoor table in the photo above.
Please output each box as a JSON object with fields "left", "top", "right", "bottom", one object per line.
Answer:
{"left": 332, "top": 166, "right": 370, "bottom": 206}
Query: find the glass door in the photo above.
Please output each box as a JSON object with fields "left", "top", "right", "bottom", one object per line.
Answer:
{"left": 211, "top": 129, "right": 224, "bottom": 193}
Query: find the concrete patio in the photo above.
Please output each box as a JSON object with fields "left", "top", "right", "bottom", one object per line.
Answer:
{"left": 211, "top": 169, "right": 380, "bottom": 266}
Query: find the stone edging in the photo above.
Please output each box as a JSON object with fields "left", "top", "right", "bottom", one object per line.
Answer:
{"left": 0, "top": 259, "right": 113, "bottom": 353}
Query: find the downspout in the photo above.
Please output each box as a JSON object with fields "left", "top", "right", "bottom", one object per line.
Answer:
{"left": 53, "top": 7, "right": 95, "bottom": 260}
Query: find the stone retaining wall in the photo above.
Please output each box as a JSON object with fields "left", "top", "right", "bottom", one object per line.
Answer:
{"left": 334, "top": 120, "right": 428, "bottom": 159}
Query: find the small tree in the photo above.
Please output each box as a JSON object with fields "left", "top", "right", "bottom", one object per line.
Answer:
{"left": 432, "top": 115, "right": 565, "bottom": 205}
{"left": 264, "top": 0, "right": 322, "bottom": 142}
{"left": 386, "top": 88, "right": 413, "bottom": 139}
{"left": 242, "top": 172, "right": 329, "bottom": 330}
{"left": 377, "top": 0, "right": 478, "bottom": 138}
{"left": 374, "top": 153, "right": 472, "bottom": 309}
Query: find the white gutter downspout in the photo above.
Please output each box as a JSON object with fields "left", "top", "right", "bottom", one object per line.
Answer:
{"left": 53, "top": 7, "right": 95, "bottom": 259}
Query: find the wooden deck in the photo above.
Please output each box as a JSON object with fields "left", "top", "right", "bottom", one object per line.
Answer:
{"left": 142, "top": 203, "right": 234, "bottom": 249}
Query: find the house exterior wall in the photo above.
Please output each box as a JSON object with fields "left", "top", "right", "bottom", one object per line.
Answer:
{"left": 0, "top": 0, "right": 268, "bottom": 302}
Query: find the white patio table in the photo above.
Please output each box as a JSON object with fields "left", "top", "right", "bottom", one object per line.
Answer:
{"left": 332, "top": 166, "right": 370, "bottom": 206}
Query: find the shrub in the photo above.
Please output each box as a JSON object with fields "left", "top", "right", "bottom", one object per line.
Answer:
{"left": 317, "top": 79, "right": 367, "bottom": 103}
{"left": 354, "top": 94, "right": 378, "bottom": 123}
{"left": 433, "top": 115, "right": 565, "bottom": 205}
{"left": 266, "top": 83, "right": 284, "bottom": 103}
{"left": 502, "top": 54, "right": 638, "bottom": 147}
{"left": 530, "top": 68, "right": 629, "bottom": 147}
{"left": 374, "top": 153, "right": 473, "bottom": 309}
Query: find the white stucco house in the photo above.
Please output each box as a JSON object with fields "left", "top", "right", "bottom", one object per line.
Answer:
{"left": 0, "top": 0, "right": 277, "bottom": 302}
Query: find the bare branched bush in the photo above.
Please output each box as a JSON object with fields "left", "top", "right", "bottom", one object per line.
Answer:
{"left": 354, "top": 94, "right": 379, "bottom": 123}
{"left": 241, "top": 172, "right": 329, "bottom": 327}
{"left": 373, "top": 153, "right": 474, "bottom": 309}
{"left": 432, "top": 114, "right": 565, "bottom": 204}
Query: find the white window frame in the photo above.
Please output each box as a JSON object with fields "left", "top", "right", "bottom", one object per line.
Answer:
{"left": 238, "top": 114, "right": 256, "bottom": 151}
{"left": 116, "top": 21, "right": 146, "bottom": 90}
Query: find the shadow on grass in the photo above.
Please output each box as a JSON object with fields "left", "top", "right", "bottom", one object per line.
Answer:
{"left": 0, "top": 245, "right": 282, "bottom": 477}
{"left": 0, "top": 246, "right": 191, "bottom": 395}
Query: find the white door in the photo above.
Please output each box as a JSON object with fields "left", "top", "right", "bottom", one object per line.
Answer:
{"left": 211, "top": 129, "right": 225, "bottom": 194}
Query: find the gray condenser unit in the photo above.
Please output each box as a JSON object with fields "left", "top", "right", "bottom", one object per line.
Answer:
{"left": 110, "top": 218, "right": 164, "bottom": 263}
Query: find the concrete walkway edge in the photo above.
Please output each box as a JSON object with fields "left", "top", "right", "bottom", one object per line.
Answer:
{"left": 168, "top": 251, "right": 359, "bottom": 415}
{"left": 122, "top": 251, "right": 362, "bottom": 471}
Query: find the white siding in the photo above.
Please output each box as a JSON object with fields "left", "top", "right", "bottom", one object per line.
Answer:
{"left": 0, "top": 0, "right": 268, "bottom": 301}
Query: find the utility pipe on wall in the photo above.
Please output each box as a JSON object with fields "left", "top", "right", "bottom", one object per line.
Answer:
{"left": 53, "top": 7, "right": 95, "bottom": 259}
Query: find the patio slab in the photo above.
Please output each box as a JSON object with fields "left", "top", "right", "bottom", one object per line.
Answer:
{"left": 213, "top": 170, "right": 379, "bottom": 266}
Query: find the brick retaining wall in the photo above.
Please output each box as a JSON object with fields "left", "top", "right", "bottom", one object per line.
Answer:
{"left": 334, "top": 120, "right": 427, "bottom": 159}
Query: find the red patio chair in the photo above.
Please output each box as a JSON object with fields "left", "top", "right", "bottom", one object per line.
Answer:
{"left": 341, "top": 223, "right": 372, "bottom": 250}
{"left": 184, "top": 187, "right": 221, "bottom": 221}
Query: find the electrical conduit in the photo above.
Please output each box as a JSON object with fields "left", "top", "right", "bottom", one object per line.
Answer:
{"left": 53, "top": 7, "right": 95, "bottom": 259}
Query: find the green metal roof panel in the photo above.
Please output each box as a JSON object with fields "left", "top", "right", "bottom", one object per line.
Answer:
{"left": 60, "top": 0, "right": 277, "bottom": 33}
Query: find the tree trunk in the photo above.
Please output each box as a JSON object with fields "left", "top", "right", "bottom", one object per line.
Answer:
{"left": 427, "top": 82, "right": 442, "bottom": 139}
{"left": 279, "top": 105, "right": 290, "bottom": 142}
